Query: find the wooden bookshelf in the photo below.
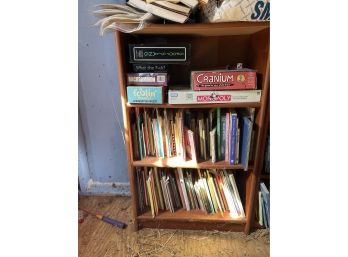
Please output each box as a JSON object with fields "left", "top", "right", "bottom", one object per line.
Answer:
{"left": 138, "top": 208, "right": 246, "bottom": 223}
{"left": 133, "top": 156, "right": 248, "bottom": 170}
{"left": 114, "top": 22, "right": 270, "bottom": 234}
{"left": 126, "top": 102, "right": 262, "bottom": 109}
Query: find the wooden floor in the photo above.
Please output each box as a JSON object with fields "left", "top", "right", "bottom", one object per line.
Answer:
{"left": 79, "top": 196, "right": 269, "bottom": 257}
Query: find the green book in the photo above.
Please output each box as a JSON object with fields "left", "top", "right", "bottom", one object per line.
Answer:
{"left": 217, "top": 108, "right": 221, "bottom": 160}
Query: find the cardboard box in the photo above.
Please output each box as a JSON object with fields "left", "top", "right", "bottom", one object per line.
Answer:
{"left": 168, "top": 90, "right": 261, "bottom": 104}
{"left": 191, "top": 70, "right": 257, "bottom": 91}
{"left": 127, "top": 86, "right": 165, "bottom": 104}
{"left": 127, "top": 73, "right": 168, "bottom": 86}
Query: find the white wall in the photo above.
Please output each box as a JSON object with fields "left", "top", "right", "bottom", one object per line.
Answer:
{"left": 78, "top": 0, "right": 130, "bottom": 195}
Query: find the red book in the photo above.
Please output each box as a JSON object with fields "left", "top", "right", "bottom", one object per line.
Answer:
{"left": 191, "top": 70, "right": 257, "bottom": 91}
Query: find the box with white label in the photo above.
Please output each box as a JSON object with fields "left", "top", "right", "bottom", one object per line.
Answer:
{"left": 168, "top": 90, "right": 261, "bottom": 104}
{"left": 127, "top": 73, "right": 168, "bottom": 86}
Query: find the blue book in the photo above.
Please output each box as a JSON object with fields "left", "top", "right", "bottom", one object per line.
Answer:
{"left": 261, "top": 193, "right": 269, "bottom": 228}
{"left": 221, "top": 115, "right": 226, "bottom": 158}
{"left": 229, "top": 111, "right": 237, "bottom": 165}
{"left": 260, "top": 182, "right": 270, "bottom": 227}
{"left": 240, "top": 116, "right": 253, "bottom": 171}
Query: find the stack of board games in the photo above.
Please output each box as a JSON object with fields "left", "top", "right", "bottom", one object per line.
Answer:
{"left": 168, "top": 63, "right": 262, "bottom": 104}
{"left": 136, "top": 167, "right": 245, "bottom": 218}
{"left": 131, "top": 107, "right": 255, "bottom": 169}
{"left": 126, "top": 44, "right": 191, "bottom": 105}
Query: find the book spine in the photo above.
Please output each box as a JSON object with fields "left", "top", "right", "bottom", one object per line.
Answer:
{"left": 230, "top": 112, "right": 237, "bottom": 165}
{"left": 217, "top": 108, "right": 221, "bottom": 160}
{"left": 221, "top": 115, "right": 226, "bottom": 159}
{"left": 225, "top": 113, "right": 230, "bottom": 162}
{"left": 191, "top": 70, "right": 257, "bottom": 91}
{"left": 235, "top": 126, "right": 240, "bottom": 165}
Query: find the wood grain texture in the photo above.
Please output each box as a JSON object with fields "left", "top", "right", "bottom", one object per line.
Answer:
{"left": 78, "top": 196, "right": 270, "bottom": 257}
{"left": 132, "top": 22, "right": 270, "bottom": 36}
{"left": 115, "top": 23, "right": 270, "bottom": 234}
{"left": 127, "top": 102, "right": 262, "bottom": 109}
{"left": 133, "top": 156, "right": 251, "bottom": 169}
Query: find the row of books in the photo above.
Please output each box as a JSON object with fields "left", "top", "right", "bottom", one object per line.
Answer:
{"left": 131, "top": 107, "right": 255, "bottom": 170}
{"left": 136, "top": 167, "right": 245, "bottom": 218}
{"left": 258, "top": 182, "right": 270, "bottom": 228}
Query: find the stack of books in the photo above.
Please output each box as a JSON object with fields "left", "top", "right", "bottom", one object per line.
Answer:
{"left": 127, "top": 0, "right": 198, "bottom": 24}
{"left": 136, "top": 167, "right": 245, "bottom": 218}
{"left": 258, "top": 182, "right": 270, "bottom": 228}
{"left": 131, "top": 107, "right": 255, "bottom": 170}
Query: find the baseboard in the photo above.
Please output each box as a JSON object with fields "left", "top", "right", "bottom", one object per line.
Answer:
{"left": 79, "top": 179, "right": 131, "bottom": 196}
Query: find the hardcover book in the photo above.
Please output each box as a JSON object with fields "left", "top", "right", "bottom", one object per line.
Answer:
{"left": 191, "top": 70, "right": 257, "bottom": 91}
{"left": 168, "top": 90, "right": 261, "bottom": 104}
{"left": 129, "top": 44, "right": 190, "bottom": 64}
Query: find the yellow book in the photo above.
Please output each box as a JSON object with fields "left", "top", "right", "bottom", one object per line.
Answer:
{"left": 146, "top": 178, "right": 155, "bottom": 218}
{"left": 207, "top": 172, "right": 223, "bottom": 214}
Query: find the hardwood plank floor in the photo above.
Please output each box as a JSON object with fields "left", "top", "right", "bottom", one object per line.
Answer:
{"left": 78, "top": 196, "right": 270, "bottom": 257}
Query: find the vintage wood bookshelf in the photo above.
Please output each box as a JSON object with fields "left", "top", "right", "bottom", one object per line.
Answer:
{"left": 114, "top": 22, "right": 270, "bottom": 234}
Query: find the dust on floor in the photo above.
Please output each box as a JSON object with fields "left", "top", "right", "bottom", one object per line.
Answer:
{"left": 79, "top": 196, "right": 269, "bottom": 257}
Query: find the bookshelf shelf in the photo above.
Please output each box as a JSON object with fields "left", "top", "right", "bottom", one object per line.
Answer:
{"left": 132, "top": 22, "right": 269, "bottom": 36}
{"left": 127, "top": 102, "right": 262, "bottom": 109}
{"left": 133, "top": 156, "right": 249, "bottom": 170}
{"left": 114, "top": 21, "right": 269, "bottom": 234}
{"left": 138, "top": 208, "right": 247, "bottom": 223}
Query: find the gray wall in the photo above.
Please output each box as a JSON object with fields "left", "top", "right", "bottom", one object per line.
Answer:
{"left": 78, "top": 0, "right": 130, "bottom": 195}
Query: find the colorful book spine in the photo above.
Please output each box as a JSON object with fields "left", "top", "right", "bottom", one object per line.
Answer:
{"left": 216, "top": 108, "right": 221, "bottom": 160}
{"left": 241, "top": 116, "right": 253, "bottom": 171}
{"left": 230, "top": 111, "right": 238, "bottom": 165}
{"left": 221, "top": 115, "right": 226, "bottom": 159}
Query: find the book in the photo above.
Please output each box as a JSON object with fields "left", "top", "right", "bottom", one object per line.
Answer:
{"left": 235, "top": 125, "right": 240, "bottom": 164}
{"left": 191, "top": 70, "right": 257, "bottom": 91}
{"left": 93, "top": 4, "right": 156, "bottom": 35}
{"left": 225, "top": 112, "right": 230, "bottom": 162}
{"left": 260, "top": 182, "right": 270, "bottom": 227}
{"left": 216, "top": 108, "right": 221, "bottom": 160}
{"left": 152, "top": 1, "right": 191, "bottom": 15}
{"left": 127, "top": 0, "right": 189, "bottom": 24}
{"left": 210, "top": 128, "right": 216, "bottom": 163}
{"left": 168, "top": 90, "right": 262, "bottom": 104}
{"left": 240, "top": 116, "right": 253, "bottom": 171}
{"left": 230, "top": 110, "right": 237, "bottom": 165}
{"left": 180, "top": 0, "right": 198, "bottom": 8}
{"left": 127, "top": 73, "right": 168, "bottom": 86}
{"left": 184, "top": 128, "right": 197, "bottom": 162}
{"left": 258, "top": 191, "right": 263, "bottom": 226}
{"left": 178, "top": 168, "right": 190, "bottom": 210}
{"left": 229, "top": 173, "right": 245, "bottom": 218}
{"left": 146, "top": 176, "right": 155, "bottom": 217}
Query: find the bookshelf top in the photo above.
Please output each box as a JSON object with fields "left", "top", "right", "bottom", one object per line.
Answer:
{"left": 131, "top": 22, "right": 270, "bottom": 36}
